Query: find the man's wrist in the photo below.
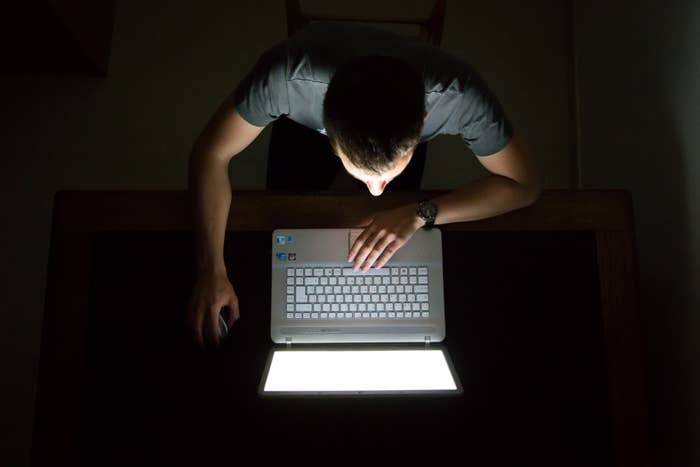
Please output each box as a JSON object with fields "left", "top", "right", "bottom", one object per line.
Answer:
{"left": 196, "top": 258, "right": 227, "bottom": 276}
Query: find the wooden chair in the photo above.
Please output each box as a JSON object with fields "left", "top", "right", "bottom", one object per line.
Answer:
{"left": 285, "top": 0, "right": 446, "bottom": 46}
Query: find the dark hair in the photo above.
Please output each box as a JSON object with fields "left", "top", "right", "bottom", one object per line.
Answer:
{"left": 322, "top": 55, "right": 425, "bottom": 174}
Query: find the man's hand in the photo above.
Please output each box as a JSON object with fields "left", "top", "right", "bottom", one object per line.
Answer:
{"left": 187, "top": 271, "right": 240, "bottom": 347}
{"left": 348, "top": 204, "right": 424, "bottom": 272}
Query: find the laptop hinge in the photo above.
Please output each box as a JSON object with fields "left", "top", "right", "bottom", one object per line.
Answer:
{"left": 285, "top": 336, "right": 293, "bottom": 348}
{"left": 424, "top": 336, "right": 431, "bottom": 347}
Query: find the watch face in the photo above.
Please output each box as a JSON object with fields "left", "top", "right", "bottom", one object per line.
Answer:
{"left": 420, "top": 202, "right": 437, "bottom": 219}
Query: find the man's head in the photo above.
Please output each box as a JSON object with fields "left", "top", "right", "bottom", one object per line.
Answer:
{"left": 323, "top": 55, "right": 426, "bottom": 195}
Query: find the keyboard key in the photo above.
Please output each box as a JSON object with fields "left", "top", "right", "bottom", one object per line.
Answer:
{"left": 412, "top": 312, "right": 421, "bottom": 318}
{"left": 313, "top": 268, "right": 323, "bottom": 276}
{"left": 287, "top": 304, "right": 294, "bottom": 312}
{"left": 329, "top": 313, "right": 336, "bottom": 319}
{"left": 303, "top": 313, "right": 310, "bottom": 319}
{"left": 417, "top": 294, "right": 429, "bottom": 302}
{"left": 311, "top": 312, "right": 319, "bottom": 319}
{"left": 296, "top": 304, "right": 312, "bottom": 312}
{"left": 287, "top": 313, "right": 294, "bottom": 319}
{"left": 313, "top": 304, "right": 322, "bottom": 312}
{"left": 287, "top": 277, "right": 294, "bottom": 285}
{"left": 414, "top": 285, "right": 428, "bottom": 293}
{"left": 294, "top": 312, "right": 302, "bottom": 319}
{"left": 421, "top": 303, "right": 429, "bottom": 311}
{"left": 409, "top": 276, "right": 417, "bottom": 284}
{"left": 421, "top": 312, "right": 430, "bottom": 318}
{"left": 418, "top": 267, "right": 428, "bottom": 275}
{"left": 418, "top": 276, "right": 428, "bottom": 284}
{"left": 409, "top": 267, "right": 417, "bottom": 275}
{"left": 287, "top": 269, "right": 295, "bottom": 276}
{"left": 320, "top": 313, "right": 328, "bottom": 319}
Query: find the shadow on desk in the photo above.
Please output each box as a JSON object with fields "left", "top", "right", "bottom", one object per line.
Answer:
{"left": 32, "top": 190, "right": 650, "bottom": 467}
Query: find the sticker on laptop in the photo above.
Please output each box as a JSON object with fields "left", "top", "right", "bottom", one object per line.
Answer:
{"left": 275, "top": 235, "right": 286, "bottom": 245}
{"left": 276, "top": 252, "right": 287, "bottom": 261}
{"left": 288, "top": 253, "right": 296, "bottom": 261}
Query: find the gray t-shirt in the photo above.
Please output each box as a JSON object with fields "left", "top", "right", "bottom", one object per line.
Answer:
{"left": 233, "top": 22, "right": 513, "bottom": 156}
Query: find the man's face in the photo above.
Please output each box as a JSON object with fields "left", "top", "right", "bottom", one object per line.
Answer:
{"left": 335, "top": 148, "right": 414, "bottom": 196}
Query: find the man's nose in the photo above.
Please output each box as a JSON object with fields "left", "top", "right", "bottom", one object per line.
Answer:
{"left": 366, "top": 180, "right": 387, "bottom": 196}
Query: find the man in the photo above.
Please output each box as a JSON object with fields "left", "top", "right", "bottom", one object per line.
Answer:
{"left": 188, "top": 22, "right": 541, "bottom": 345}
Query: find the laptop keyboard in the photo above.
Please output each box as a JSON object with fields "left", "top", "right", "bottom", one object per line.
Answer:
{"left": 285, "top": 266, "right": 430, "bottom": 320}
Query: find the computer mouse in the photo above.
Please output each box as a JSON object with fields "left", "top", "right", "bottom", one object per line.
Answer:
{"left": 218, "top": 311, "right": 229, "bottom": 339}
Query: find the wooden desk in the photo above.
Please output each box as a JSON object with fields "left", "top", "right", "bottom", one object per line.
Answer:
{"left": 32, "top": 190, "right": 649, "bottom": 466}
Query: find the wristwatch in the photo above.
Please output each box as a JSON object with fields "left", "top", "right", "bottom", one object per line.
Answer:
{"left": 416, "top": 200, "right": 438, "bottom": 229}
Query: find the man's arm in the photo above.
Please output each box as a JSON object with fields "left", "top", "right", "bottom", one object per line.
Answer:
{"left": 188, "top": 103, "right": 264, "bottom": 344}
{"left": 430, "top": 134, "right": 541, "bottom": 225}
{"left": 189, "top": 104, "right": 265, "bottom": 273}
{"left": 350, "top": 135, "right": 542, "bottom": 271}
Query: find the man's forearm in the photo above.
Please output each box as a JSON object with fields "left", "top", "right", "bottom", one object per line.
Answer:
{"left": 431, "top": 175, "right": 541, "bottom": 225}
{"left": 188, "top": 152, "right": 231, "bottom": 275}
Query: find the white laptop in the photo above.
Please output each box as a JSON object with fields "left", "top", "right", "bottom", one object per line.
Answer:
{"left": 259, "top": 228, "right": 462, "bottom": 396}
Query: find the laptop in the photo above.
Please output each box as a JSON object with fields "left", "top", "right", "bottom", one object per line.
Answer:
{"left": 259, "top": 228, "right": 462, "bottom": 396}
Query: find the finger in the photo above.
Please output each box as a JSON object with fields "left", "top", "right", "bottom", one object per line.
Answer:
{"left": 191, "top": 301, "right": 204, "bottom": 346}
{"left": 373, "top": 241, "right": 401, "bottom": 270}
{"left": 209, "top": 305, "right": 220, "bottom": 347}
{"left": 348, "top": 224, "right": 375, "bottom": 262}
{"left": 360, "top": 234, "right": 395, "bottom": 272}
{"left": 353, "top": 228, "right": 386, "bottom": 270}
{"left": 227, "top": 295, "right": 240, "bottom": 327}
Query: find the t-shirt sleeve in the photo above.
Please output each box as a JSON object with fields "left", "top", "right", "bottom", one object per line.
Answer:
{"left": 233, "top": 43, "right": 290, "bottom": 127}
{"left": 457, "top": 69, "right": 513, "bottom": 156}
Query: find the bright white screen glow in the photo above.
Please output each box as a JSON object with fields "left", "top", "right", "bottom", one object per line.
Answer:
{"left": 263, "top": 349, "right": 457, "bottom": 393}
